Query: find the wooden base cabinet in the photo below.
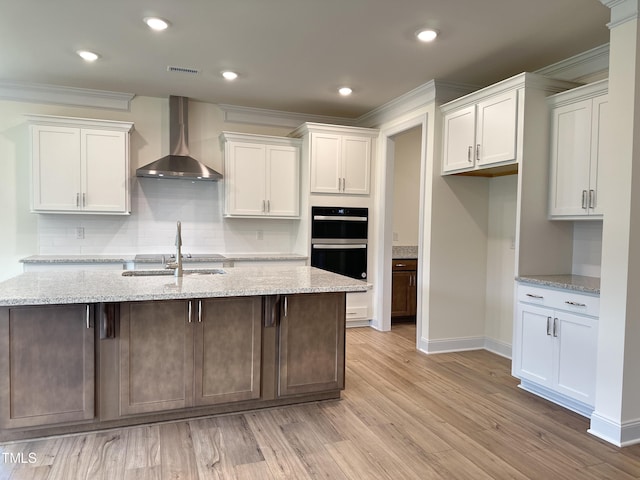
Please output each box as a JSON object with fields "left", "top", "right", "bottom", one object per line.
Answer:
{"left": 119, "top": 297, "right": 262, "bottom": 416}
{"left": 277, "top": 292, "right": 345, "bottom": 397}
{"left": 513, "top": 283, "right": 599, "bottom": 416}
{"left": 391, "top": 259, "right": 417, "bottom": 319}
{"left": 0, "top": 304, "right": 95, "bottom": 429}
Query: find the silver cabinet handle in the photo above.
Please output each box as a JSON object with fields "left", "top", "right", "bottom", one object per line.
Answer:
{"left": 589, "top": 189, "right": 595, "bottom": 209}
{"left": 553, "top": 318, "right": 558, "bottom": 337}
{"left": 188, "top": 301, "right": 192, "bottom": 323}
{"left": 582, "top": 190, "right": 588, "bottom": 209}
{"left": 395, "top": 263, "right": 407, "bottom": 267}
{"left": 526, "top": 293, "right": 543, "bottom": 299}
{"left": 262, "top": 200, "right": 266, "bottom": 213}
{"left": 284, "top": 296, "right": 288, "bottom": 317}
{"left": 267, "top": 200, "right": 270, "bottom": 213}
{"left": 565, "top": 300, "right": 586, "bottom": 307}
{"left": 546, "top": 316, "right": 552, "bottom": 336}
{"left": 82, "top": 192, "right": 86, "bottom": 207}
{"left": 476, "top": 144, "right": 481, "bottom": 162}
{"left": 198, "top": 300, "right": 202, "bottom": 323}
{"left": 76, "top": 193, "right": 80, "bottom": 207}
{"left": 86, "top": 304, "right": 91, "bottom": 329}
{"left": 468, "top": 146, "right": 473, "bottom": 163}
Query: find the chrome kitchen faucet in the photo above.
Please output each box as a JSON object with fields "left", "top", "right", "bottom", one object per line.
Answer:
{"left": 165, "top": 220, "right": 183, "bottom": 277}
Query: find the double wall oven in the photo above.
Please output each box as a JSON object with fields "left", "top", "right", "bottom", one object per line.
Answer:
{"left": 310, "top": 206, "right": 368, "bottom": 280}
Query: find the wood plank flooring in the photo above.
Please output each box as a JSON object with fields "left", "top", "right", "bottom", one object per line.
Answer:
{"left": 2, "top": 323, "right": 640, "bottom": 479}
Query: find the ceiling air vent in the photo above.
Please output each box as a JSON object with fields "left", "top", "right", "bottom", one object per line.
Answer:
{"left": 167, "top": 65, "right": 200, "bottom": 75}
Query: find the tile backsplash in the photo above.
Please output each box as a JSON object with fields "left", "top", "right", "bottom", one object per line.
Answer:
{"left": 37, "top": 179, "right": 300, "bottom": 255}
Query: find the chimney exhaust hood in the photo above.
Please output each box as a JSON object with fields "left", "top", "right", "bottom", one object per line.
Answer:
{"left": 136, "top": 96, "right": 222, "bottom": 181}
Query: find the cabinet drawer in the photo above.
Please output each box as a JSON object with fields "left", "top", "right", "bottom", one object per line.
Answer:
{"left": 392, "top": 259, "right": 417, "bottom": 271}
{"left": 517, "top": 283, "right": 599, "bottom": 317}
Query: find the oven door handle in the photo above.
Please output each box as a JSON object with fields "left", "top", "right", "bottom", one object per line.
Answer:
{"left": 312, "top": 215, "right": 367, "bottom": 221}
{"left": 312, "top": 244, "right": 367, "bottom": 249}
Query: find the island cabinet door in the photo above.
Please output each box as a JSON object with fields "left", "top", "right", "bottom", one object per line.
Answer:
{"left": 278, "top": 292, "right": 346, "bottom": 397}
{"left": 193, "top": 297, "right": 262, "bottom": 406}
{"left": 119, "top": 300, "right": 194, "bottom": 415}
{"left": 0, "top": 304, "right": 95, "bottom": 429}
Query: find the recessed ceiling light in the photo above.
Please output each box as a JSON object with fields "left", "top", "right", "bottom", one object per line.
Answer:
{"left": 222, "top": 71, "right": 238, "bottom": 81}
{"left": 338, "top": 87, "right": 353, "bottom": 96}
{"left": 416, "top": 29, "right": 438, "bottom": 42}
{"left": 76, "top": 50, "right": 99, "bottom": 62}
{"left": 144, "top": 17, "right": 170, "bottom": 31}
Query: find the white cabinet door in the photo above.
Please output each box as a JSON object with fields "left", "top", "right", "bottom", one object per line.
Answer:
{"left": 514, "top": 303, "right": 554, "bottom": 387}
{"left": 476, "top": 91, "right": 518, "bottom": 167}
{"left": 222, "top": 133, "right": 300, "bottom": 218}
{"left": 310, "top": 133, "right": 342, "bottom": 193}
{"left": 554, "top": 312, "right": 598, "bottom": 405}
{"left": 442, "top": 105, "right": 475, "bottom": 173}
{"left": 549, "top": 99, "right": 592, "bottom": 217}
{"left": 266, "top": 145, "right": 299, "bottom": 217}
{"left": 226, "top": 142, "right": 267, "bottom": 216}
{"left": 341, "top": 136, "right": 370, "bottom": 194}
{"left": 29, "top": 116, "right": 132, "bottom": 215}
{"left": 31, "top": 125, "right": 81, "bottom": 211}
{"left": 82, "top": 129, "right": 128, "bottom": 213}
{"left": 589, "top": 95, "right": 608, "bottom": 216}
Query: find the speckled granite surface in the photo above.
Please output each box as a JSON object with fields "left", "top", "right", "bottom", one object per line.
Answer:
{"left": 20, "top": 255, "right": 134, "bottom": 264}
{"left": 392, "top": 246, "right": 418, "bottom": 259}
{"left": 21, "top": 253, "right": 307, "bottom": 264}
{"left": 0, "top": 266, "right": 368, "bottom": 306}
{"left": 516, "top": 274, "right": 600, "bottom": 294}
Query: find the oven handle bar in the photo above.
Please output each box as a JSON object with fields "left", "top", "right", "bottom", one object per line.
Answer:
{"left": 312, "top": 244, "right": 367, "bottom": 249}
{"left": 313, "top": 215, "right": 367, "bottom": 221}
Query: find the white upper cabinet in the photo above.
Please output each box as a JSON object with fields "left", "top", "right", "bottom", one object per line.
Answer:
{"left": 221, "top": 132, "right": 301, "bottom": 218}
{"left": 442, "top": 89, "right": 518, "bottom": 174}
{"left": 441, "top": 73, "right": 577, "bottom": 177}
{"left": 291, "top": 123, "right": 378, "bottom": 195}
{"left": 548, "top": 80, "right": 608, "bottom": 219}
{"left": 29, "top": 115, "right": 133, "bottom": 214}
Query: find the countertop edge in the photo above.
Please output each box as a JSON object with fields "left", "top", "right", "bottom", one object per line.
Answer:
{"left": 516, "top": 275, "right": 600, "bottom": 295}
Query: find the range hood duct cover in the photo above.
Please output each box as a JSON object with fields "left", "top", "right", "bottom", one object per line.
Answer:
{"left": 136, "top": 96, "right": 222, "bottom": 181}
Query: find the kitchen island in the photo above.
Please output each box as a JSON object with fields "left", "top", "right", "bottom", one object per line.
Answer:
{"left": 0, "top": 267, "right": 368, "bottom": 441}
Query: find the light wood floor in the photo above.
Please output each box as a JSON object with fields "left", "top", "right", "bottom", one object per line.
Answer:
{"left": 2, "top": 323, "right": 640, "bottom": 479}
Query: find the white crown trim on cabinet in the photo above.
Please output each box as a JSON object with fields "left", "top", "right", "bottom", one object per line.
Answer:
{"left": 0, "top": 82, "right": 135, "bottom": 111}
{"left": 218, "top": 104, "right": 357, "bottom": 128}
{"left": 535, "top": 44, "right": 610, "bottom": 83}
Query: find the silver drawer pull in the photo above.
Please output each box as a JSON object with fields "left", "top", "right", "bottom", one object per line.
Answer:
{"left": 526, "top": 293, "right": 543, "bottom": 299}
{"left": 565, "top": 300, "right": 586, "bottom": 307}
{"left": 395, "top": 263, "right": 407, "bottom": 267}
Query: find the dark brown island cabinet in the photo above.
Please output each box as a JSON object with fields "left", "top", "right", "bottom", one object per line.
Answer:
{"left": 391, "top": 259, "right": 418, "bottom": 321}
{"left": 0, "top": 292, "right": 346, "bottom": 441}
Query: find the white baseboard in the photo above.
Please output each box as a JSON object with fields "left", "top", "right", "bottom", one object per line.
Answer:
{"left": 589, "top": 412, "right": 640, "bottom": 447}
{"left": 484, "top": 337, "right": 512, "bottom": 359}
{"left": 416, "top": 334, "right": 512, "bottom": 358}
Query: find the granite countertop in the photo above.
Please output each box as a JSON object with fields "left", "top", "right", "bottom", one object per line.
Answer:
{"left": 516, "top": 274, "right": 600, "bottom": 294}
{"left": 392, "top": 246, "right": 418, "bottom": 259}
{"left": 0, "top": 266, "right": 368, "bottom": 306}
{"left": 20, "top": 255, "right": 134, "bottom": 264}
{"left": 20, "top": 253, "right": 308, "bottom": 264}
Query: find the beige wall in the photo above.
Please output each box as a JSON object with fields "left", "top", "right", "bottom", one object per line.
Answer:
{"left": 392, "top": 126, "right": 421, "bottom": 247}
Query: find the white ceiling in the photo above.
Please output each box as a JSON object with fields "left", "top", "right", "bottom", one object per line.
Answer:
{"left": 0, "top": 0, "right": 610, "bottom": 118}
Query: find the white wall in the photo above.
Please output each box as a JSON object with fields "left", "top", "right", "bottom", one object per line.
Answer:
{"left": 572, "top": 221, "right": 603, "bottom": 277}
{"left": 484, "top": 175, "right": 517, "bottom": 354}
{"left": 0, "top": 96, "right": 299, "bottom": 281}
{"left": 392, "top": 126, "right": 421, "bottom": 247}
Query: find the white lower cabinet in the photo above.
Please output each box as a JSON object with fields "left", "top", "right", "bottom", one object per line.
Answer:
{"left": 513, "top": 283, "right": 598, "bottom": 416}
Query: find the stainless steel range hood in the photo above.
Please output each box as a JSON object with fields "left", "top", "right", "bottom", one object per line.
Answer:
{"left": 137, "top": 96, "right": 222, "bottom": 181}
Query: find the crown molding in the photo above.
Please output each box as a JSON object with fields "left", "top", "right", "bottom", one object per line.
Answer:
{"left": 355, "top": 80, "right": 477, "bottom": 128}
{"left": 535, "top": 44, "right": 610, "bottom": 82}
{"left": 0, "top": 82, "right": 134, "bottom": 111}
{"left": 601, "top": 0, "right": 638, "bottom": 28}
{"left": 218, "top": 103, "right": 356, "bottom": 128}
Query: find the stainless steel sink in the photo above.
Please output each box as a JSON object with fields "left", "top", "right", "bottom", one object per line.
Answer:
{"left": 122, "top": 268, "right": 225, "bottom": 277}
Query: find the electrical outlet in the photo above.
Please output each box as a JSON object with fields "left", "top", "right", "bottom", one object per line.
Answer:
{"left": 393, "top": 232, "right": 399, "bottom": 241}
{"left": 76, "top": 227, "right": 85, "bottom": 240}
{"left": 257, "top": 230, "right": 264, "bottom": 240}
